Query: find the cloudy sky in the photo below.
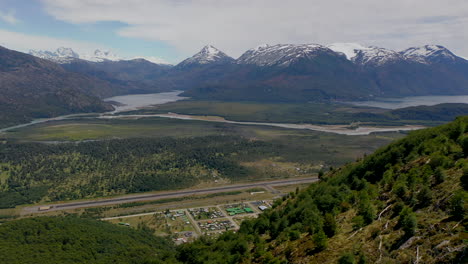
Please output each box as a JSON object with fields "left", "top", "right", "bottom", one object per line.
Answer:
{"left": 0, "top": 0, "right": 467, "bottom": 64}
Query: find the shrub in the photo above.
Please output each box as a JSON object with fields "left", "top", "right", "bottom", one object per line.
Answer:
{"left": 338, "top": 252, "right": 355, "bottom": 264}
{"left": 416, "top": 186, "right": 432, "bottom": 208}
{"left": 323, "top": 213, "right": 337, "bottom": 237}
{"left": 398, "top": 207, "right": 417, "bottom": 237}
{"left": 461, "top": 167, "right": 468, "bottom": 190}
{"left": 449, "top": 191, "right": 466, "bottom": 220}
{"left": 434, "top": 167, "right": 446, "bottom": 185}
{"left": 313, "top": 229, "right": 327, "bottom": 251}
{"left": 352, "top": 215, "right": 365, "bottom": 230}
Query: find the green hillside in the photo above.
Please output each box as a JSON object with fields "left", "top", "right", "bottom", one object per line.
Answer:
{"left": 177, "top": 116, "right": 468, "bottom": 263}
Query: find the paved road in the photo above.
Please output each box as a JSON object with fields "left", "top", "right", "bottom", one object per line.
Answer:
{"left": 22, "top": 177, "right": 318, "bottom": 214}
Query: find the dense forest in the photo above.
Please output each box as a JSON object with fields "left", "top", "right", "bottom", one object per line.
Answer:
{"left": 0, "top": 136, "right": 281, "bottom": 208}
{"left": 0, "top": 216, "right": 179, "bottom": 264}
{"left": 1, "top": 117, "right": 466, "bottom": 263}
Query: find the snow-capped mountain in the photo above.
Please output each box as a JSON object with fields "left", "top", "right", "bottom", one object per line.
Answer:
{"left": 29, "top": 47, "right": 79, "bottom": 64}
{"left": 328, "top": 43, "right": 404, "bottom": 65}
{"left": 29, "top": 47, "right": 122, "bottom": 64}
{"left": 401, "top": 45, "right": 459, "bottom": 64}
{"left": 236, "top": 44, "right": 336, "bottom": 67}
{"left": 328, "top": 43, "right": 466, "bottom": 66}
{"left": 82, "top": 49, "right": 121, "bottom": 62}
{"left": 176, "top": 45, "right": 234, "bottom": 68}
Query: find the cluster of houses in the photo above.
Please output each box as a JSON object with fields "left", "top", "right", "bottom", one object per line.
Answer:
{"left": 188, "top": 207, "right": 224, "bottom": 220}
{"left": 198, "top": 219, "right": 235, "bottom": 232}
{"left": 166, "top": 210, "right": 190, "bottom": 224}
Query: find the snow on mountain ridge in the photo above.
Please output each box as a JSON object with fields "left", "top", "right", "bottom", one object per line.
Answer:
{"left": 81, "top": 49, "right": 121, "bottom": 62}
{"left": 327, "top": 43, "right": 372, "bottom": 60}
{"left": 236, "top": 43, "right": 331, "bottom": 67}
{"left": 352, "top": 46, "right": 403, "bottom": 65}
{"left": 29, "top": 47, "right": 121, "bottom": 63}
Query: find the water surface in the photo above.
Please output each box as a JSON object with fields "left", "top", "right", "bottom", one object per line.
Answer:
{"left": 104, "top": 91, "right": 188, "bottom": 113}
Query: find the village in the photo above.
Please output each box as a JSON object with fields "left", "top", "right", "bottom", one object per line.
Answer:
{"left": 104, "top": 200, "right": 272, "bottom": 244}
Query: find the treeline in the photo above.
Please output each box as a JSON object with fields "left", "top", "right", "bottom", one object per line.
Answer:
{"left": 176, "top": 116, "right": 468, "bottom": 263}
{"left": 0, "top": 136, "right": 279, "bottom": 208}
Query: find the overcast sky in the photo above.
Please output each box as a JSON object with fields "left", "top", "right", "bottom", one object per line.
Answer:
{"left": 0, "top": 0, "right": 467, "bottom": 64}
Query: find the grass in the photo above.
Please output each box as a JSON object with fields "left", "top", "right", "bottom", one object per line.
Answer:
{"left": 120, "top": 100, "right": 441, "bottom": 126}
{"left": 107, "top": 211, "right": 196, "bottom": 237}
{"left": 3, "top": 116, "right": 405, "bottom": 169}
{"left": 3, "top": 117, "right": 404, "bottom": 169}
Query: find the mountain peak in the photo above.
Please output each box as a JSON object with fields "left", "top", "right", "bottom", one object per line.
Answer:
{"left": 200, "top": 45, "right": 219, "bottom": 54}
{"left": 176, "top": 45, "right": 234, "bottom": 67}
{"left": 56, "top": 47, "right": 79, "bottom": 58}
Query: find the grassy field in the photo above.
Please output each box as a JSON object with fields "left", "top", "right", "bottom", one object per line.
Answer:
{"left": 2, "top": 117, "right": 404, "bottom": 169}
{"left": 120, "top": 100, "right": 441, "bottom": 126}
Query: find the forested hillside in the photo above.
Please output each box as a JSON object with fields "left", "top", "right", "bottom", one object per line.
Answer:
{"left": 177, "top": 116, "right": 468, "bottom": 263}
{"left": 0, "top": 46, "right": 116, "bottom": 128}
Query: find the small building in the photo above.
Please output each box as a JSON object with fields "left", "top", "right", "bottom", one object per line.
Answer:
{"left": 244, "top": 208, "right": 254, "bottom": 213}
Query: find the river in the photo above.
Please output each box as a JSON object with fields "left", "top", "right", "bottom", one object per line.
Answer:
{"left": 100, "top": 113, "right": 424, "bottom": 136}
{"left": 3, "top": 92, "right": 453, "bottom": 136}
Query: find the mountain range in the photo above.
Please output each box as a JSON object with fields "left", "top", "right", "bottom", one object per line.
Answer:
{"left": 28, "top": 43, "right": 468, "bottom": 103}
{"left": 180, "top": 43, "right": 468, "bottom": 101}
{"left": 1, "top": 42, "right": 466, "bottom": 128}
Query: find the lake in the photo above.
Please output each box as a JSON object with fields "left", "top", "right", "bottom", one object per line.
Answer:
{"left": 347, "top": 95, "right": 468, "bottom": 109}
{"left": 104, "top": 91, "right": 188, "bottom": 113}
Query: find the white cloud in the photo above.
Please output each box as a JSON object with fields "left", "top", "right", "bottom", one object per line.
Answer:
{"left": 0, "top": 9, "right": 19, "bottom": 24}
{"left": 40, "top": 0, "right": 468, "bottom": 59}
{"left": 0, "top": 29, "right": 169, "bottom": 63}
{"left": 0, "top": 29, "right": 103, "bottom": 54}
